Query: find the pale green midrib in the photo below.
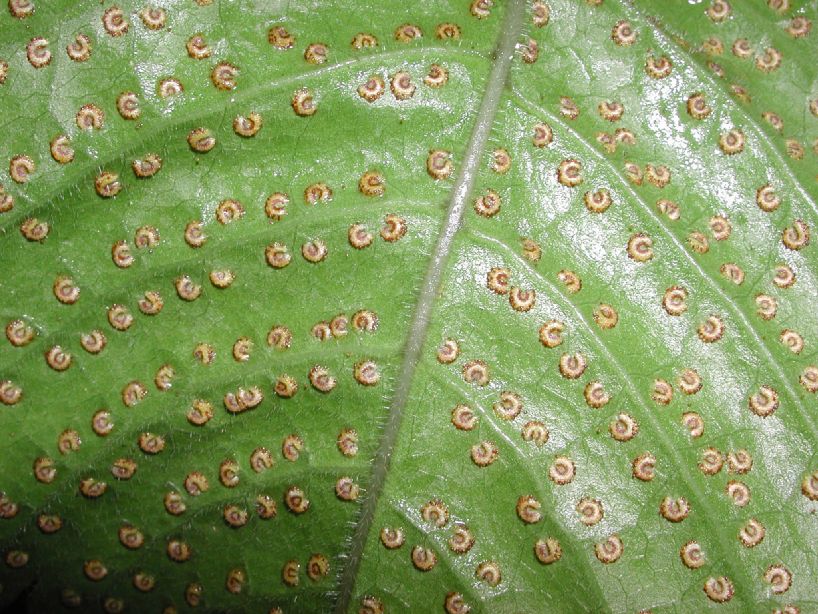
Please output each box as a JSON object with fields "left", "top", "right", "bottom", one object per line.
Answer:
{"left": 467, "top": 227, "right": 755, "bottom": 609}
{"left": 0, "top": 197, "right": 438, "bottom": 373}
{"left": 619, "top": 0, "right": 818, "bottom": 220}
{"left": 508, "top": 87, "right": 818, "bottom": 447}
{"left": 332, "top": 2, "right": 528, "bottom": 612}
{"left": 425, "top": 368, "right": 613, "bottom": 614}
{"left": 0, "top": 44, "right": 485, "bottom": 233}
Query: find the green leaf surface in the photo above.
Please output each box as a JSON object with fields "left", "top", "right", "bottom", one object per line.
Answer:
{"left": 1, "top": 0, "right": 817, "bottom": 612}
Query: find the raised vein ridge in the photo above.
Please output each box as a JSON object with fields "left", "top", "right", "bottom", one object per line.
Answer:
{"left": 333, "top": 1, "right": 527, "bottom": 610}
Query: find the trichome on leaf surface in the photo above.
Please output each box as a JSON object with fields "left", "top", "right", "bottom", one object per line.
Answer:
{"left": 1, "top": 0, "right": 818, "bottom": 612}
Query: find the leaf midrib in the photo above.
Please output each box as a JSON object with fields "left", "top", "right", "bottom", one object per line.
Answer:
{"left": 332, "top": 2, "right": 528, "bottom": 610}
